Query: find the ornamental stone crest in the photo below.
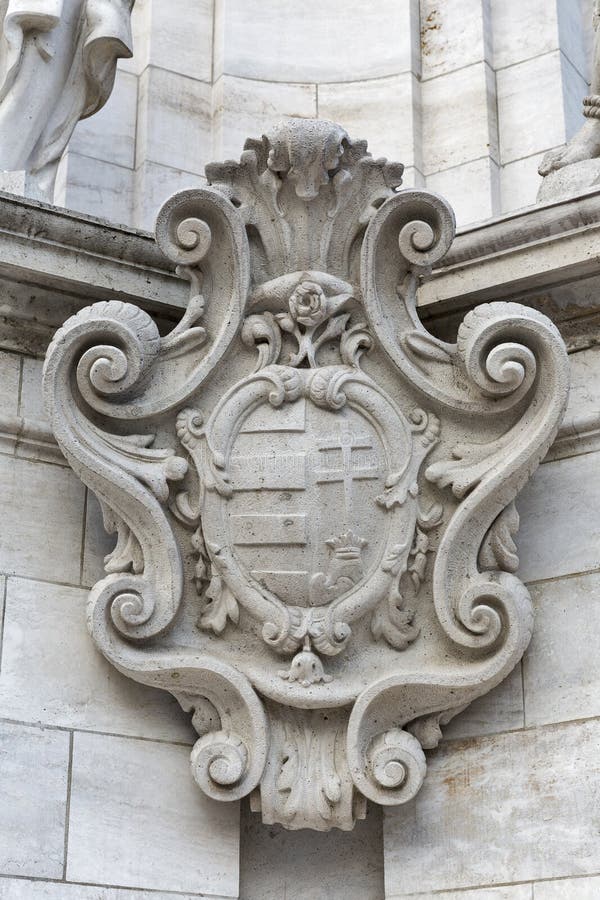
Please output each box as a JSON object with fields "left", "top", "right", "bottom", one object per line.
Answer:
{"left": 44, "top": 119, "right": 569, "bottom": 831}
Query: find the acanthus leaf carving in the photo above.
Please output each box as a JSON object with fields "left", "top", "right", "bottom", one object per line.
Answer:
{"left": 479, "top": 501, "right": 520, "bottom": 574}
{"left": 44, "top": 119, "right": 569, "bottom": 832}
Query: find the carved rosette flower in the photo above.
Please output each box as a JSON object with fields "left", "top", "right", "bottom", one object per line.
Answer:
{"left": 288, "top": 280, "right": 328, "bottom": 326}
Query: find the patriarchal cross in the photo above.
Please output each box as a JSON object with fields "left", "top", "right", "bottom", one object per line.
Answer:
{"left": 314, "top": 423, "right": 379, "bottom": 526}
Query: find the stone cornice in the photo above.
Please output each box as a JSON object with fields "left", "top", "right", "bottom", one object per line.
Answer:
{"left": 418, "top": 187, "right": 600, "bottom": 310}
{"left": 0, "top": 191, "right": 187, "bottom": 313}
{"left": 2, "top": 187, "right": 600, "bottom": 326}
{"left": 0, "top": 411, "right": 64, "bottom": 465}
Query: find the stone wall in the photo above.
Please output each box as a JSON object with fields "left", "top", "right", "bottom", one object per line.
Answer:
{"left": 0, "top": 327, "right": 240, "bottom": 897}
{"left": 0, "top": 203, "right": 388, "bottom": 898}
{"left": 0, "top": 187, "right": 599, "bottom": 897}
{"left": 54, "top": 0, "right": 594, "bottom": 231}
{"left": 1, "top": 4, "right": 599, "bottom": 900}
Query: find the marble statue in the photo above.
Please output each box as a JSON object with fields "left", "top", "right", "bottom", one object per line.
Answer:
{"left": 43, "top": 119, "right": 569, "bottom": 831}
{"left": 538, "top": 1, "right": 600, "bottom": 199}
{"left": 0, "top": 0, "right": 134, "bottom": 200}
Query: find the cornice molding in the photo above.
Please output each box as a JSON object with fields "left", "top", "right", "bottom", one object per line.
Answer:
{"left": 0, "top": 412, "right": 64, "bottom": 465}
{"left": 0, "top": 191, "right": 187, "bottom": 313}
{"left": 419, "top": 187, "right": 600, "bottom": 310}
{"left": 2, "top": 187, "right": 600, "bottom": 334}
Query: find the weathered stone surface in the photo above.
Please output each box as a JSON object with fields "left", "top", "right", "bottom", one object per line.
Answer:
{"left": 0, "top": 350, "right": 20, "bottom": 416}
{"left": 19, "top": 357, "right": 45, "bottom": 422}
{"left": 524, "top": 571, "right": 600, "bottom": 726}
{"left": 426, "top": 156, "right": 500, "bottom": 224}
{"left": 66, "top": 731, "right": 239, "bottom": 895}
{"left": 420, "top": 0, "right": 492, "bottom": 80}
{"left": 240, "top": 801, "right": 384, "bottom": 900}
{"left": 536, "top": 0, "right": 600, "bottom": 199}
{"left": 0, "top": 574, "right": 5, "bottom": 657}
{"left": 0, "top": 881, "right": 225, "bottom": 900}
{"left": 442, "top": 662, "right": 523, "bottom": 741}
{"left": 497, "top": 52, "right": 583, "bottom": 167}
{"left": 44, "top": 119, "right": 569, "bottom": 833}
{"left": 133, "top": 159, "right": 206, "bottom": 233}
{"left": 55, "top": 149, "right": 135, "bottom": 227}
{"left": 516, "top": 450, "right": 600, "bottom": 583}
{"left": 0, "top": 721, "right": 69, "bottom": 879}
{"left": 0, "top": 454, "right": 85, "bottom": 583}
{"left": 0, "top": 192, "right": 188, "bottom": 316}
{"left": 9, "top": 0, "right": 584, "bottom": 229}
{"left": 418, "top": 187, "right": 600, "bottom": 309}
{"left": 0, "top": 3, "right": 597, "bottom": 896}
{"left": 534, "top": 875, "right": 600, "bottom": 899}
{"left": 70, "top": 68, "right": 138, "bottom": 170}
{"left": 500, "top": 149, "right": 551, "bottom": 212}
{"left": 0, "top": 577, "right": 195, "bottom": 741}
{"left": 396, "top": 887, "right": 531, "bottom": 900}
{"left": 538, "top": 158, "right": 600, "bottom": 202}
{"left": 566, "top": 345, "right": 600, "bottom": 427}
{"left": 384, "top": 718, "right": 600, "bottom": 894}
{"left": 213, "top": 0, "right": 416, "bottom": 84}
{"left": 82, "top": 488, "right": 117, "bottom": 587}
{"left": 211, "top": 76, "right": 317, "bottom": 161}
{"left": 318, "top": 74, "right": 421, "bottom": 166}
{"left": 421, "top": 61, "right": 498, "bottom": 174}
{"left": 491, "top": 0, "right": 561, "bottom": 69}
{"left": 136, "top": 66, "right": 211, "bottom": 173}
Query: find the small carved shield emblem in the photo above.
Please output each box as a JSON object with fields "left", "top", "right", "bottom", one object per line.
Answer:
{"left": 227, "top": 399, "right": 387, "bottom": 608}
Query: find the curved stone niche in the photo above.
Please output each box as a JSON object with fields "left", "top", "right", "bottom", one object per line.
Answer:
{"left": 43, "top": 118, "right": 569, "bottom": 832}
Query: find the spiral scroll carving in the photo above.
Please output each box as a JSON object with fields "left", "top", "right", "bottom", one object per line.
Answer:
{"left": 44, "top": 301, "right": 185, "bottom": 642}
{"left": 155, "top": 191, "right": 214, "bottom": 266}
{"left": 398, "top": 219, "right": 435, "bottom": 258}
{"left": 457, "top": 302, "right": 541, "bottom": 400}
{"left": 366, "top": 729, "right": 427, "bottom": 804}
{"left": 427, "top": 302, "right": 567, "bottom": 654}
{"left": 386, "top": 190, "right": 456, "bottom": 270}
{"left": 447, "top": 571, "right": 533, "bottom": 652}
{"left": 107, "top": 581, "right": 156, "bottom": 631}
{"left": 191, "top": 731, "right": 250, "bottom": 800}
{"left": 61, "top": 301, "right": 161, "bottom": 409}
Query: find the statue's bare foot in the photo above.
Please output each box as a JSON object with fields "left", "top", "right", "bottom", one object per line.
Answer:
{"left": 539, "top": 119, "right": 600, "bottom": 176}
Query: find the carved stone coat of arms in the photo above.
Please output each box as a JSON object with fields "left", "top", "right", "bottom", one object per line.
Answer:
{"left": 44, "top": 119, "right": 569, "bottom": 831}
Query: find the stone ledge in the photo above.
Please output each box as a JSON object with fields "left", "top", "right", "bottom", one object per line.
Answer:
{"left": 4, "top": 186, "right": 600, "bottom": 327}
{"left": 0, "top": 412, "right": 65, "bottom": 465}
{"left": 418, "top": 186, "right": 600, "bottom": 310}
{"left": 0, "top": 191, "right": 187, "bottom": 313}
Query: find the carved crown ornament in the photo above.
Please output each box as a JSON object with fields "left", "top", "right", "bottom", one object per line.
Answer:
{"left": 44, "top": 119, "right": 569, "bottom": 832}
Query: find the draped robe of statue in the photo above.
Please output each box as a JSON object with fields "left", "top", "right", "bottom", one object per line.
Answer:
{"left": 538, "top": 1, "right": 600, "bottom": 198}
{"left": 0, "top": 0, "right": 134, "bottom": 200}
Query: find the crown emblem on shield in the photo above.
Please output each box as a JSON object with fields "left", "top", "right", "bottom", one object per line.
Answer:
{"left": 44, "top": 118, "right": 569, "bottom": 832}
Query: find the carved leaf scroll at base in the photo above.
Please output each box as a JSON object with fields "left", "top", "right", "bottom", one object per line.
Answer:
{"left": 43, "top": 118, "right": 570, "bottom": 831}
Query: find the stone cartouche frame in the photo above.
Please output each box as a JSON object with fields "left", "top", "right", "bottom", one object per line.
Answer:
{"left": 44, "top": 119, "right": 569, "bottom": 832}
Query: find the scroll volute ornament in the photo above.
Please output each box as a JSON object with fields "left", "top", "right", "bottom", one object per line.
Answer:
{"left": 43, "top": 119, "right": 569, "bottom": 831}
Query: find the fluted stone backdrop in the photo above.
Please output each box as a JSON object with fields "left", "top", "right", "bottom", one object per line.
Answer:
{"left": 55, "top": 0, "right": 594, "bottom": 231}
